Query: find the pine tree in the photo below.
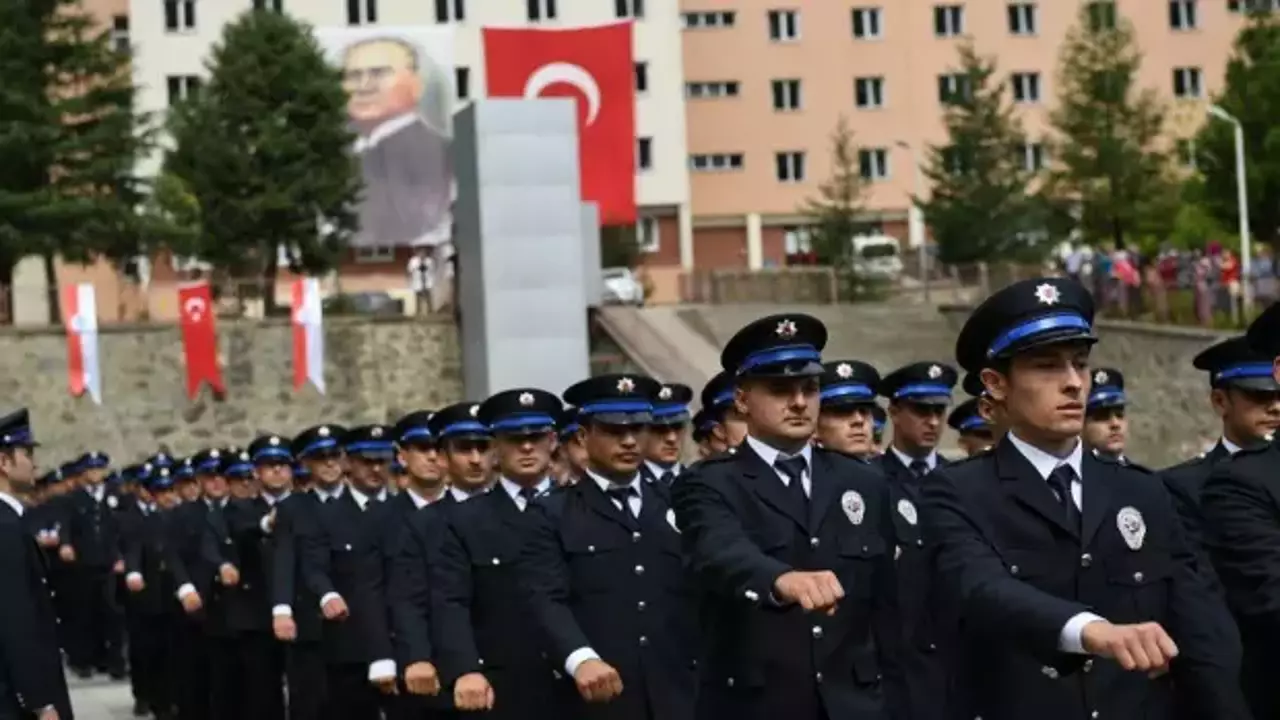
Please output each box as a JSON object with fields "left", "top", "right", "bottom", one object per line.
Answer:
{"left": 0, "top": 0, "right": 152, "bottom": 319}
{"left": 1045, "top": 1, "right": 1178, "bottom": 248}
{"left": 800, "top": 116, "right": 868, "bottom": 266}
{"left": 920, "top": 43, "right": 1048, "bottom": 264}
{"left": 164, "top": 9, "right": 360, "bottom": 314}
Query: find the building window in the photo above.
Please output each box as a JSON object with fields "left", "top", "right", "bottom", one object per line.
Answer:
{"left": 771, "top": 79, "right": 802, "bottom": 111}
{"left": 634, "top": 62, "right": 649, "bottom": 94}
{"left": 637, "top": 217, "right": 660, "bottom": 253}
{"left": 686, "top": 81, "right": 740, "bottom": 98}
{"left": 855, "top": 76, "right": 885, "bottom": 109}
{"left": 934, "top": 5, "right": 964, "bottom": 37}
{"left": 1008, "top": 3, "right": 1038, "bottom": 35}
{"left": 1176, "top": 138, "right": 1197, "bottom": 168}
{"left": 784, "top": 226, "right": 814, "bottom": 259}
{"left": 1173, "top": 67, "right": 1202, "bottom": 98}
{"left": 689, "top": 153, "right": 745, "bottom": 172}
{"left": 166, "top": 75, "right": 202, "bottom": 106}
{"left": 354, "top": 247, "right": 394, "bottom": 264}
{"left": 851, "top": 7, "right": 883, "bottom": 39}
{"left": 1087, "top": 1, "right": 1116, "bottom": 30}
{"left": 858, "top": 148, "right": 889, "bottom": 181}
{"left": 616, "top": 0, "right": 644, "bottom": 19}
{"left": 637, "top": 137, "right": 653, "bottom": 171}
{"left": 455, "top": 67, "right": 470, "bottom": 100}
{"left": 767, "top": 9, "right": 800, "bottom": 41}
{"left": 1011, "top": 72, "right": 1041, "bottom": 103}
{"left": 1228, "top": 0, "right": 1280, "bottom": 11}
{"left": 111, "top": 15, "right": 130, "bottom": 53}
{"left": 347, "top": 0, "right": 378, "bottom": 25}
{"left": 775, "top": 151, "right": 806, "bottom": 182}
{"left": 682, "top": 11, "right": 736, "bottom": 28}
{"left": 253, "top": 0, "right": 284, "bottom": 11}
{"left": 527, "top": 0, "right": 557, "bottom": 22}
{"left": 938, "top": 73, "right": 972, "bottom": 104}
{"left": 435, "top": 0, "right": 465, "bottom": 22}
{"left": 163, "top": 0, "right": 196, "bottom": 31}
{"left": 1022, "top": 142, "right": 1045, "bottom": 171}
{"left": 1169, "top": 0, "right": 1197, "bottom": 29}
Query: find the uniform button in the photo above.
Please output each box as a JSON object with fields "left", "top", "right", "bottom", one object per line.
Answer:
{"left": 1083, "top": 659, "right": 1094, "bottom": 672}
{"left": 477, "top": 658, "right": 485, "bottom": 666}
{"left": 1133, "top": 572, "right": 1144, "bottom": 582}
{"left": 491, "top": 558, "right": 501, "bottom": 566}
{"left": 809, "top": 537, "right": 819, "bottom": 548}
{"left": 916, "top": 539, "right": 924, "bottom": 547}
{"left": 638, "top": 636, "right": 648, "bottom": 646}
{"left": 811, "top": 626, "right": 823, "bottom": 639}
{"left": 861, "top": 545, "right": 869, "bottom": 553}
{"left": 243, "top": 583, "right": 252, "bottom": 590}
{"left": 744, "top": 590, "right": 759, "bottom": 602}
{"left": 1009, "top": 565, "right": 1020, "bottom": 576}
{"left": 726, "top": 677, "right": 735, "bottom": 688}
{"left": 637, "top": 601, "right": 646, "bottom": 611}
{"left": 1041, "top": 666, "right": 1059, "bottom": 679}
{"left": 928, "top": 643, "right": 937, "bottom": 651}
{"left": 1090, "top": 713, "right": 1099, "bottom": 719}
{"left": 634, "top": 565, "right": 644, "bottom": 576}
{"left": 1080, "top": 553, "right": 1092, "bottom": 568}
{"left": 632, "top": 532, "right": 642, "bottom": 542}
{"left": 587, "top": 545, "right": 596, "bottom": 553}
{"left": 343, "top": 544, "right": 352, "bottom": 551}
{"left": 815, "top": 672, "right": 823, "bottom": 683}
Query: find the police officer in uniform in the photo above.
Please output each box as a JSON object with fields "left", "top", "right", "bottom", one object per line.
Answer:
{"left": 1083, "top": 368, "right": 1131, "bottom": 463}
{"left": 1200, "top": 305, "right": 1280, "bottom": 719}
{"left": 558, "top": 407, "right": 588, "bottom": 482}
{"left": 0, "top": 409, "right": 72, "bottom": 720}
{"left": 699, "top": 371, "right": 746, "bottom": 455}
{"left": 524, "top": 376, "right": 698, "bottom": 720}
{"left": 1163, "top": 336, "right": 1280, "bottom": 589}
{"left": 429, "top": 402, "right": 495, "bottom": 503}
{"left": 946, "top": 397, "right": 993, "bottom": 458}
{"left": 923, "top": 277, "right": 1248, "bottom": 720}
{"left": 392, "top": 411, "right": 447, "bottom": 510}
{"left": 690, "top": 410, "right": 715, "bottom": 460}
{"left": 814, "top": 360, "right": 881, "bottom": 460}
{"left": 640, "top": 382, "right": 692, "bottom": 493}
{"left": 124, "top": 466, "right": 180, "bottom": 720}
{"left": 878, "top": 361, "right": 957, "bottom": 479}
{"left": 673, "top": 314, "right": 906, "bottom": 720}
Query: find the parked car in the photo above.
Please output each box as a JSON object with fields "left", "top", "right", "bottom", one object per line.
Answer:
{"left": 850, "top": 234, "right": 904, "bottom": 281}
{"left": 601, "top": 267, "right": 645, "bottom": 306}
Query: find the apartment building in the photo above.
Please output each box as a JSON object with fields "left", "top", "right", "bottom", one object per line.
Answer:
{"left": 680, "top": 0, "right": 1249, "bottom": 269}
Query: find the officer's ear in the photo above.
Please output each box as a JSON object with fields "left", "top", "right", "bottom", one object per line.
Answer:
{"left": 1209, "top": 387, "right": 1231, "bottom": 418}
{"left": 0, "top": 450, "right": 12, "bottom": 475}
{"left": 733, "top": 382, "right": 750, "bottom": 418}
{"left": 979, "top": 366, "right": 1010, "bottom": 403}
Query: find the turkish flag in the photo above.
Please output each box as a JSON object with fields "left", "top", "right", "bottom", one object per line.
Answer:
{"left": 177, "top": 282, "right": 225, "bottom": 399}
{"left": 483, "top": 22, "right": 637, "bottom": 225}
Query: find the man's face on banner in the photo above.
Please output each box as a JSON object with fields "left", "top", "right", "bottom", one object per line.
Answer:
{"left": 342, "top": 39, "right": 423, "bottom": 125}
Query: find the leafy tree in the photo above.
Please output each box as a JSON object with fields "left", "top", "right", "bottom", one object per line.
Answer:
{"left": 920, "top": 43, "right": 1048, "bottom": 264}
{"left": 800, "top": 116, "right": 868, "bottom": 266}
{"left": 1045, "top": 2, "right": 1179, "bottom": 249}
{"left": 1194, "top": 14, "right": 1280, "bottom": 248}
{"left": 164, "top": 9, "right": 360, "bottom": 313}
{"left": 0, "top": 0, "right": 152, "bottom": 319}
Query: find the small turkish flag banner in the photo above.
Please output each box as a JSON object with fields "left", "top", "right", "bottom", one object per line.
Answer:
{"left": 61, "top": 282, "right": 102, "bottom": 404}
{"left": 483, "top": 22, "right": 637, "bottom": 225}
{"left": 177, "top": 282, "right": 224, "bottom": 399}
{"left": 291, "top": 278, "right": 326, "bottom": 394}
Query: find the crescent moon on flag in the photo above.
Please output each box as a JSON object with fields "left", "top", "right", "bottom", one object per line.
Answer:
{"left": 522, "top": 62, "right": 602, "bottom": 126}
{"left": 183, "top": 296, "right": 206, "bottom": 321}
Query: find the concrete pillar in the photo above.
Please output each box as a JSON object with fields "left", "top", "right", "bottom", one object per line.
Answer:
{"left": 11, "top": 255, "right": 49, "bottom": 326}
{"left": 746, "top": 213, "right": 764, "bottom": 270}
{"left": 678, "top": 203, "right": 694, "bottom": 270}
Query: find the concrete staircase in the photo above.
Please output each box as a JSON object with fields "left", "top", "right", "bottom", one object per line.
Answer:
{"left": 595, "top": 306, "right": 722, "bottom": 400}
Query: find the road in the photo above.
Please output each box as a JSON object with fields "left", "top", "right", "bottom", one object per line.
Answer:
{"left": 68, "top": 675, "right": 134, "bottom": 720}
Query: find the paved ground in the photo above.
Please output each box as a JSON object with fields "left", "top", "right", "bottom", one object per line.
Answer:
{"left": 67, "top": 675, "right": 134, "bottom": 720}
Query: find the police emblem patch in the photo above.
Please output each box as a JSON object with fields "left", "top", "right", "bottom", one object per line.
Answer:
{"left": 518, "top": 392, "right": 535, "bottom": 407}
{"left": 1116, "top": 506, "right": 1146, "bottom": 551}
{"left": 897, "top": 498, "right": 918, "bottom": 525}
{"left": 107, "top": 495, "right": 118, "bottom": 509}
{"left": 1034, "top": 282, "right": 1061, "bottom": 305}
{"left": 836, "top": 363, "right": 853, "bottom": 379}
{"left": 841, "top": 490, "right": 865, "bottom": 525}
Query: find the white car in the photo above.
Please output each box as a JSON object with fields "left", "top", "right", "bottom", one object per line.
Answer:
{"left": 601, "top": 267, "right": 645, "bottom": 306}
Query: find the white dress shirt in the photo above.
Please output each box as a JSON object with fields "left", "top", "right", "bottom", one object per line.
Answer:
{"left": 405, "top": 488, "right": 436, "bottom": 509}
{"left": 643, "top": 460, "right": 681, "bottom": 483}
{"left": 448, "top": 485, "right": 481, "bottom": 503}
{"left": 0, "top": 492, "right": 24, "bottom": 517}
{"left": 1005, "top": 432, "right": 1100, "bottom": 654}
{"left": 889, "top": 446, "right": 940, "bottom": 474}
{"left": 1221, "top": 437, "right": 1243, "bottom": 456}
{"left": 87, "top": 484, "right": 105, "bottom": 503}
{"left": 744, "top": 435, "right": 814, "bottom": 498}
{"left": 499, "top": 477, "right": 552, "bottom": 512}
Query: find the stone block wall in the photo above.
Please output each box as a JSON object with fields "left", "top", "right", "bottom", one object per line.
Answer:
{"left": 0, "top": 316, "right": 463, "bottom": 464}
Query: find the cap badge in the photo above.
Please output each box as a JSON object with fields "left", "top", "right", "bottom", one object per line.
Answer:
{"left": 469, "top": 404, "right": 479, "bottom": 417}
{"left": 372, "top": 427, "right": 383, "bottom": 438}
{"left": 1095, "top": 370, "right": 1109, "bottom": 385}
{"left": 927, "top": 364, "right": 943, "bottom": 379}
{"left": 210, "top": 449, "right": 220, "bottom": 459}
{"left": 269, "top": 436, "right": 280, "bottom": 446}
{"left": 658, "top": 386, "right": 672, "bottom": 401}
{"left": 617, "top": 376, "right": 636, "bottom": 394}
{"left": 143, "top": 463, "right": 153, "bottom": 473}
{"left": 1034, "top": 282, "right": 1061, "bottom": 306}
{"left": 518, "top": 392, "right": 535, "bottom": 407}
{"left": 319, "top": 426, "right": 331, "bottom": 438}
{"left": 836, "top": 363, "right": 853, "bottom": 379}
{"left": 239, "top": 451, "right": 250, "bottom": 461}
{"left": 775, "top": 319, "right": 798, "bottom": 339}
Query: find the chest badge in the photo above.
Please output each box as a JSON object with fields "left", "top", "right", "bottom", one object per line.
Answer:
{"left": 897, "top": 498, "right": 918, "bottom": 526}
{"left": 106, "top": 495, "right": 118, "bottom": 509}
{"left": 666, "top": 508, "right": 680, "bottom": 533}
{"left": 1116, "top": 506, "right": 1146, "bottom": 551}
{"left": 841, "top": 490, "right": 865, "bottom": 526}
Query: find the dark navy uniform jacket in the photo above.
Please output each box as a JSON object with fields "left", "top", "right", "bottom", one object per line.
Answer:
{"left": 1201, "top": 440, "right": 1280, "bottom": 720}
{"left": 524, "top": 476, "right": 698, "bottom": 720}
{"left": 1162, "top": 441, "right": 1232, "bottom": 593}
{"left": 673, "top": 442, "right": 906, "bottom": 720}
{"left": 922, "top": 437, "right": 1248, "bottom": 720}
{"left": 60, "top": 485, "right": 125, "bottom": 569}
{"left": 271, "top": 490, "right": 325, "bottom": 643}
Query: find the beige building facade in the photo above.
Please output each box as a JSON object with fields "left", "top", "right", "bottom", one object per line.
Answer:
{"left": 679, "top": 0, "right": 1250, "bottom": 270}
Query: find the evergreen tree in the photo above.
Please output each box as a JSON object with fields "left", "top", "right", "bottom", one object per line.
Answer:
{"left": 800, "top": 116, "right": 868, "bottom": 266}
{"left": 164, "top": 9, "right": 360, "bottom": 313}
{"left": 1194, "top": 14, "right": 1280, "bottom": 247}
{"left": 920, "top": 43, "right": 1048, "bottom": 264}
{"left": 1045, "top": 1, "right": 1178, "bottom": 248}
{"left": 0, "top": 0, "right": 152, "bottom": 319}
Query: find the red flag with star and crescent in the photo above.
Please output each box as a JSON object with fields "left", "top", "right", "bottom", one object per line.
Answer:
{"left": 177, "top": 282, "right": 225, "bottom": 399}
{"left": 482, "top": 22, "right": 637, "bottom": 225}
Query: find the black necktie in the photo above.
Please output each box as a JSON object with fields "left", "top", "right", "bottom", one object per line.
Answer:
{"left": 774, "top": 455, "right": 810, "bottom": 516}
{"left": 1047, "top": 465, "right": 1082, "bottom": 532}
{"left": 909, "top": 460, "right": 930, "bottom": 479}
{"left": 606, "top": 486, "right": 638, "bottom": 522}
{"left": 519, "top": 487, "right": 538, "bottom": 506}
{"left": 659, "top": 471, "right": 675, "bottom": 486}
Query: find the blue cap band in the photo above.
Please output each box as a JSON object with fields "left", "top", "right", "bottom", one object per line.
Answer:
{"left": 988, "top": 313, "right": 1092, "bottom": 358}
{"left": 0, "top": 428, "right": 32, "bottom": 446}
{"left": 559, "top": 422, "right": 581, "bottom": 437}
{"left": 491, "top": 414, "right": 556, "bottom": 432}
{"left": 959, "top": 416, "right": 988, "bottom": 431}
{"left": 873, "top": 420, "right": 885, "bottom": 431}
{"left": 252, "top": 447, "right": 293, "bottom": 463}
{"left": 225, "top": 462, "right": 253, "bottom": 477}
{"left": 737, "top": 344, "right": 822, "bottom": 375}
{"left": 894, "top": 383, "right": 953, "bottom": 400}
{"left": 346, "top": 440, "right": 395, "bottom": 454}
{"left": 398, "top": 427, "right": 434, "bottom": 443}
{"left": 301, "top": 437, "right": 339, "bottom": 457}
{"left": 176, "top": 466, "right": 194, "bottom": 480}
{"left": 580, "top": 400, "right": 653, "bottom": 415}
{"left": 711, "top": 390, "right": 733, "bottom": 409}
{"left": 1216, "top": 362, "right": 1274, "bottom": 381}
{"left": 652, "top": 404, "right": 690, "bottom": 419}
{"left": 1088, "top": 389, "right": 1126, "bottom": 407}
{"left": 196, "top": 459, "right": 221, "bottom": 473}
{"left": 820, "top": 383, "right": 875, "bottom": 402}
{"left": 440, "top": 420, "right": 490, "bottom": 438}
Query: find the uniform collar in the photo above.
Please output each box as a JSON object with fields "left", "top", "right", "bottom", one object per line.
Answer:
{"left": 0, "top": 492, "right": 24, "bottom": 517}
{"left": 448, "top": 485, "right": 480, "bottom": 503}
{"left": 1007, "top": 432, "right": 1083, "bottom": 480}
{"left": 643, "top": 460, "right": 680, "bottom": 480}
{"left": 264, "top": 490, "right": 291, "bottom": 507}
{"left": 889, "top": 445, "right": 938, "bottom": 472}
{"left": 744, "top": 434, "right": 813, "bottom": 471}
{"left": 355, "top": 113, "right": 418, "bottom": 153}
{"left": 86, "top": 484, "right": 105, "bottom": 502}
{"left": 1222, "top": 436, "right": 1244, "bottom": 455}
{"left": 349, "top": 485, "right": 369, "bottom": 510}
{"left": 585, "top": 468, "right": 642, "bottom": 495}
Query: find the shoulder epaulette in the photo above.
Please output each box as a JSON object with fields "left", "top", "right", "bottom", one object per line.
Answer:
{"left": 1095, "top": 453, "right": 1153, "bottom": 473}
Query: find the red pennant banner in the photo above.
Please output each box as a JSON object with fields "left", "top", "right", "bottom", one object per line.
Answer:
{"left": 177, "top": 282, "right": 225, "bottom": 399}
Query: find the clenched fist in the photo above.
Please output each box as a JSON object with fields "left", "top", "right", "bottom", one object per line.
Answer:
{"left": 218, "top": 563, "right": 240, "bottom": 587}
{"left": 272, "top": 616, "right": 297, "bottom": 642}
{"left": 58, "top": 545, "right": 76, "bottom": 563}
{"left": 574, "top": 658, "right": 623, "bottom": 703}
{"left": 180, "top": 591, "right": 203, "bottom": 614}
{"left": 1082, "top": 620, "right": 1179, "bottom": 674}
{"left": 404, "top": 662, "right": 440, "bottom": 696}
{"left": 321, "top": 595, "right": 349, "bottom": 621}
{"left": 773, "top": 570, "right": 844, "bottom": 614}
{"left": 453, "top": 672, "right": 494, "bottom": 711}
{"left": 126, "top": 574, "right": 145, "bottom": 593}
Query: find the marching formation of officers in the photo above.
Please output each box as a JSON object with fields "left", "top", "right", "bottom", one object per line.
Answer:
{"left": 1, "top": 274, "right": 1280, "bottom": 720}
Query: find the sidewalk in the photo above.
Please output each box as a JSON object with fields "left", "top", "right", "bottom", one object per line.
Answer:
{"left": 69, "top": 675, "right": 133, "bottom": 720}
